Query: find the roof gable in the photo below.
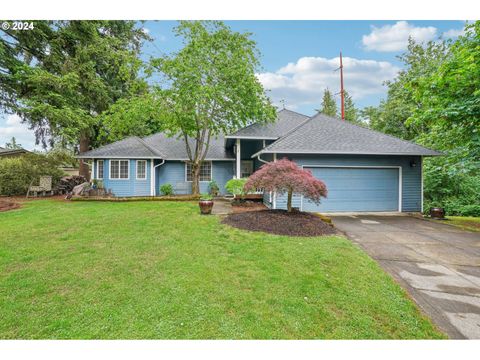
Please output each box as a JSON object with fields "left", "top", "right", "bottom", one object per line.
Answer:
{"left": 79, "top": 136, "right": 164, "bottom": 158}
{"left": 257, "top": 113, "right": 441, "bottom": 156}
{"left": 226, "top": 109, "right": 309, "bottom": 139}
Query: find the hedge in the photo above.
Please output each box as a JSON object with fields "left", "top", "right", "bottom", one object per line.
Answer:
{"left": 0, "top": 153, "right": 66, "bottom": 196}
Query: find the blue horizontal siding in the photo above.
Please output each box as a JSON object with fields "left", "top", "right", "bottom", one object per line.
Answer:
{"left": 156, "top": 160, "right": 234, "bottom": 196}
{"left": 273, "top": 154, "right": 422, "bottom": 212}
{"left": 94, "top": 159, "right": 151, "bottom": 197}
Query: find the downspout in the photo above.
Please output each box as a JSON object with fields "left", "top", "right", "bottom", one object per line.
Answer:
{"left": 273, "top": 153, "right": 277, "bottom": 209}
{"left": 151, "top": 159, "right": 165, "bottom": 196}
{"left": 257, "top": 154, "right": 268, "bottom": 164}
{"left": 256, "top": 153, "right": 271, "bottom": 205}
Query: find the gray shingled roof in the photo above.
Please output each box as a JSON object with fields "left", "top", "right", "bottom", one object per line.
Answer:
{"left": 79, "top": 133, "right": 234, "bottom": 160}
{"left": 226, "top": 109, "right": 309, "bottom": 139}
{"left": 79, "top": 136, "right": 165, "bottom": 158}
{"left": 143, "top": 133, "right": 234, "bottom": 160}
{"left": 254, "top": 113, "right": 441, "bottom": 156}
{"left": 0, "top": 147, "right": 28, "bottom": 155}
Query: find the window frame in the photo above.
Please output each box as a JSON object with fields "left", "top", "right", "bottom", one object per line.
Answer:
{"left": 185, "top": 161, "right": 212, "bottom": 182}
{"left": 97, "top": 160, "right": 104, "bottom": 180}
{"left": 109, "top": 159, "right": 130, "bottom": 180}
{"left": 136, "top": 160, "right": 147, "bottom": 180}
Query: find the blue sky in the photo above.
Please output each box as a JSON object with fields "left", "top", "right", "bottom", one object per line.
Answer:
{"left": 0, "top": 20, "right": 466, "bottom": 149}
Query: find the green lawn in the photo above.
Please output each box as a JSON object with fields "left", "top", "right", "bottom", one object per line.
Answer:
{"left": 445, "top": 216, "right": 480, "bottom": 232}
{"left": 0, "top": 200, "right": 444, "bottom": 339}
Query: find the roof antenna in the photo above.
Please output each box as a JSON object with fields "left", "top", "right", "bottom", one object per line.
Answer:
{"left": 334, "top": 51, "right": 345, "bottom": 120}
{"left": 280, "top": 99, "right": 286, "bottom": 109}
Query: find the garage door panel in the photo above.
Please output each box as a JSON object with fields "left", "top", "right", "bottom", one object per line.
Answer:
{"left": 303, "top": 167, "right": 399, "bottom": 212}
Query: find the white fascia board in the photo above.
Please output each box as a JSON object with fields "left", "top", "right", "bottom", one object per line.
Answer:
{"left": 224, "top": 136, "right": 278, "bottom": 140}
{"left": 256, "top": 150, "right": 441, "bottom": 156}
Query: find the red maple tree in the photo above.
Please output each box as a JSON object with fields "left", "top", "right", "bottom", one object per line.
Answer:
{"left": 244, "top": 158, "right": 328, "bottom": 212}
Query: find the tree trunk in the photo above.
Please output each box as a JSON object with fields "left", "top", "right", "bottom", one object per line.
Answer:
{"left": 287, "top": 189, "right": 293, "bottom": 213}
{"left": 79, "top": 132, "right": 91, "bottom": 181}
{"left": 191, "top": 162, "right": 201, "bottom": 195}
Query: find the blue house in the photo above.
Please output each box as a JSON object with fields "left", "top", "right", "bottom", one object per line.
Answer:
{"left": 78, "top": 109, "right": 441, "bottom": 212}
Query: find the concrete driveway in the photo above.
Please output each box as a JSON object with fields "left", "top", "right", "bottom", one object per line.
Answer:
{"left": 331, "top": 214, "right": 480, "bottom": 339}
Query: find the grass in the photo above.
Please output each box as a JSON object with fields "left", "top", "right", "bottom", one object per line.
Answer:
{"left": 445, "top": 216, "right": 480, "bottom": 232}
{"left": 0, "top": 200, "right": 444, "bottom": 339}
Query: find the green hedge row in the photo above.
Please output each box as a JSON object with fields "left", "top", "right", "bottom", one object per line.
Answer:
{"left": 0, "top": 153, "right": 66, "bottom": 196}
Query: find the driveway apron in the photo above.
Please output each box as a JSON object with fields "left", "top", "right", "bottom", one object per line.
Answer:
{"left": 331, "top": 215, "right": 480, "bottom": 339}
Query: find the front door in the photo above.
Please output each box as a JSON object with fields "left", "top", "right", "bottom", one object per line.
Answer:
{"left": 241, "top": 160, "right": 254, "bottom": 178}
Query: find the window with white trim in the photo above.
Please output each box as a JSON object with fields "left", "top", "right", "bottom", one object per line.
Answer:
{"left": 136, "top": 160, "right": 147, "bottom": 180}
{"left": 97, "top": 160, "right": 104, "bottom": 179}
{"left": 186, "top": 161, "right": 212, "bottom": 182}
{"left": 110, "top": 160, "right": 129, "bottom": 179}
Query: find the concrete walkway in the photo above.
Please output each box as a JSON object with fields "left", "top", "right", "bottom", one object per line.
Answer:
{"left": 331, "top": 214, "right": 480, "bottom": 339}
{"left": 211, "top": 199, "right": 233, "bottom": 215}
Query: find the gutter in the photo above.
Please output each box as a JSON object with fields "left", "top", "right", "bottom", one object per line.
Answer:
{"left": 252, "top": 150, "right": 443, "bottom": 157}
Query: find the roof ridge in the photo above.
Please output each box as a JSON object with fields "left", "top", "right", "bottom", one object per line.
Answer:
{"left": 312, "top": 113, "right": 441, "bottom": 154}
{"left": 279, "top": 108, "right": 309, "bottom": 118}
{"left": 136, "top": 136, "right": 166, "bottom": 158}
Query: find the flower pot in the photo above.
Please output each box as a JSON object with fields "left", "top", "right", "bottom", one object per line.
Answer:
{"left": 430, "top": 207, "right": 445, "bottom": 219}
{"left": 199, "top": 200, "right": 214, "bottom": 215}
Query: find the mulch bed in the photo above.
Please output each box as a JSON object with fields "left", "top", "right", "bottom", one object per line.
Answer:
{"left": 222, "top": 209, "right": 337, "bottom": 237}
{"left": 0, "top": 199, "right": 21, "bottom": 212}
{"left": 231, "top": 201, "right": 268, "bottom": 213}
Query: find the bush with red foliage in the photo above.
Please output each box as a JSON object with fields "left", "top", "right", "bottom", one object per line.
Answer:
{"left": 244, "top": 158, "right": 327, "bottom": 212}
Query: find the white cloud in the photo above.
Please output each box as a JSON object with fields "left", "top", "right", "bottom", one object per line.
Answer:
{"left": 0, "top": 114, "right": 38, "bottom": 150}
{"left": 257, "top": 56, "right": 400, "bottom": 110}
{"left": 362, "top": 21, "right": 437, "bottom": 52}
{"left": 443, "top": 28, "right": 465, "bottom": 38}
{"left": 142, "top": 27, "right": 150, "bottom": 34}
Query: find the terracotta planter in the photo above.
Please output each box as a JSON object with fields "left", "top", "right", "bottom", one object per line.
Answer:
{"left": 430, "top": 207, "right": 446, "bottom": 219}
{"left": 199, "top": 200, "right": 214, "bottom": 215}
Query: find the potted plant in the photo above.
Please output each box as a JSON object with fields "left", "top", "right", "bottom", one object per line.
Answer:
{"left": 199, "top": 193, "right": 214, "bottom": 215}
{"left": 430, "top": 205, "right": 446, "bottom": 219}
{"left": 208, "top": 180, "right": 219, "bottom": 197}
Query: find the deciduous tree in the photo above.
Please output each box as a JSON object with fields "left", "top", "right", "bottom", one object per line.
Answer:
{"left": 244, "top": 158, "right": 327, "bottom": 213}
{"left": 151, "top": 21, "right": 276, "bottom": 194}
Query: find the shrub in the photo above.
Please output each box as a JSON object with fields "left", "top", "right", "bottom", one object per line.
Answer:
{"left": 454, "top": 205, "right": 480, "bottom": 217}
{"left": 160, "top": 183, "right": 174, "bottom": 196}
{"left": 200, "top": 193, "right": 213, "bottom": 201}
{"left": 445, "top": 203, "right": 480, "bottom": 217}
{"left": 208, "top": 180, "right": 219, "bottom": 195}
{"left": 0, "top": 153, "right": 66, "bottom": 196}
{"left": 423, "top": 157, "right": 480, "bottom": 217}
{"left": 225, "top": 178, "right": 248, "bottom": 197}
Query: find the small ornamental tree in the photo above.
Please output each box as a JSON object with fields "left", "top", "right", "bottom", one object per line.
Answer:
{"left": 244, "top": 158, "right": 328, "bottom": 213}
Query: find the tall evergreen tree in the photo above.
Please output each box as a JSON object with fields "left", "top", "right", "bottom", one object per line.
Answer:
{"left": 343, "top": 90, "right": 360, "bottom": 124}
{"left": 0, "top": 21, "right": 150, "bottom": 178}
{"left": 5, "top": 137, "right": 22, "bottom": 149}
{"left": 317, "top": 89, "right": 338, "bottom": 117}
